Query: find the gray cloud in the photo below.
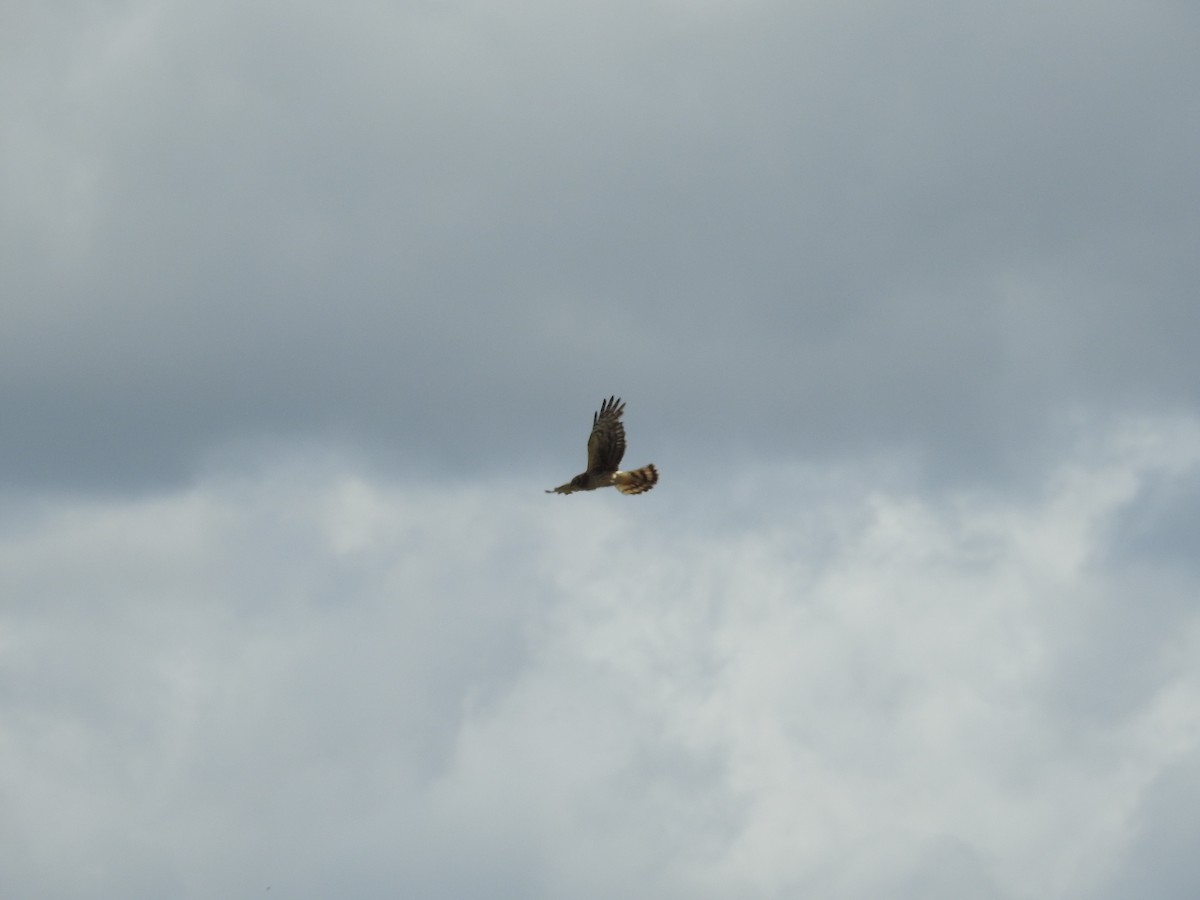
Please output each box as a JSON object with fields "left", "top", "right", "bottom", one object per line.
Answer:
{"left": 3, "top": 0, "right": 1198, "bottom": 490}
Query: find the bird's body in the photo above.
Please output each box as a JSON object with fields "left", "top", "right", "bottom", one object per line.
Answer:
{"left": 546, "top": 396, "right": 658, "bottom": 496}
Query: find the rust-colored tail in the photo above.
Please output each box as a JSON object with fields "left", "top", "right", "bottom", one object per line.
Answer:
{"left": 614, "top": 464, "right": 658, "bottom": 495}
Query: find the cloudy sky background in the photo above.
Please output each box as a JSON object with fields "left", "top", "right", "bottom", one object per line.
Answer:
{"left": 3, "top": 0, "right": 1200, "bottom": 896}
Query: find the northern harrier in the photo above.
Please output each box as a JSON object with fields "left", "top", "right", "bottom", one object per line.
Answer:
{"left": 546, "top": 396, "right": 658, "bottom": 495}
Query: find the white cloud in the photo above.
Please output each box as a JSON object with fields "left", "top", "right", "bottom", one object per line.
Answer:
{"left": 3, "top": 415, "right": 1196, "bottom": 898}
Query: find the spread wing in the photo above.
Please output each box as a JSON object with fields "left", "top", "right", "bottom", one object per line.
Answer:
{"left": 585, "top": 396, "right": 626, "bottom": 473}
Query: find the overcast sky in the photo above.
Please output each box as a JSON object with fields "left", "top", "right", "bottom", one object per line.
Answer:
{"left": 3, "top": 0, "right": 1200, "bottom": 897}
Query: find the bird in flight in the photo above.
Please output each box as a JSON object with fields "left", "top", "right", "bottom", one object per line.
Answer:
{"left": 546, "top": 396, "right": 658, "bottom": 495}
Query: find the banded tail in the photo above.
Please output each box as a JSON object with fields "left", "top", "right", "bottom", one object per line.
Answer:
{"left": 614, "top": 464, "right": 658, "bottom": 495}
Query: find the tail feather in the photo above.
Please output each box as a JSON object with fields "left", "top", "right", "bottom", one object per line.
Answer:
{"left": 614, "top": 464, "right": 658, "bottom": 495}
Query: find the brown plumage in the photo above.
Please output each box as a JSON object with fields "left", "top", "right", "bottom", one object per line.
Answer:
{"left": 546, "top": 396, "right": 658, "bottom": 496}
